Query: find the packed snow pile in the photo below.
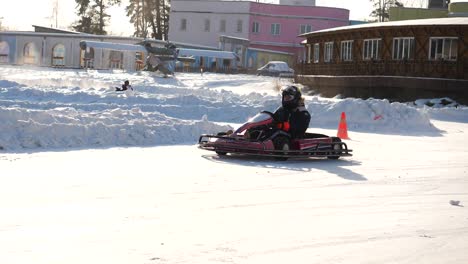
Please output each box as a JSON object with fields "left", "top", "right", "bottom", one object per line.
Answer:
{"left": 0, "top": 106, "right": 231, "bottom": 150}
{"left": 305, "top": 97, "right": 441, "bottom": 134}
{"left": 411, "top": 97, "right": 468, "bottom": 123}
{"left": 1, "top": 65, "right": 467, "bottom": 151}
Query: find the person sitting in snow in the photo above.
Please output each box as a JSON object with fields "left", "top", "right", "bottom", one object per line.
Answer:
{"left": 115, "top": 80, "right": 133, "bottom": 92}
{"left": 273, "top": 85, "right": 311, "bottom": 139}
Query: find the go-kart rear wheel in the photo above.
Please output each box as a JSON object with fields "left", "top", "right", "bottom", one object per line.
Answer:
{"left": 273, "top": 136, "right": 290, "bottom": 161}
{"left": 216, "top": 151, "right": 227, "bottom": 156}
{"left": 327, "top": 137, "right": 342, "bottom": 160}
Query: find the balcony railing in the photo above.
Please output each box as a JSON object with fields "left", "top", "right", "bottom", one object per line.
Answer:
{"left": 297, "top": 59, "right": 467, "bottom": 80}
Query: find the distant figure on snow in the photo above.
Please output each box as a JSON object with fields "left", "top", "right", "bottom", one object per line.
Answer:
{"left": 116, "top": 80, "right": 133, "bottom": 92}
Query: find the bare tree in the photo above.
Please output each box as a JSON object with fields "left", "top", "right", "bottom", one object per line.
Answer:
{"left": 370, "top": 0, "right": 404, "bottom": 22}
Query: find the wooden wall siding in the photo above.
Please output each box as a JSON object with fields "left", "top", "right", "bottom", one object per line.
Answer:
{"left": 303, "top": 25, "right": 468, "bottom": 80}
{"left": 459, "top": 27, "right": 468, "bottom": 60}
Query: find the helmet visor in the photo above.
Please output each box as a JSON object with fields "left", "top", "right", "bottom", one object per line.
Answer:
{"left": 283, "top": 94, "right": 294, "bottom": 102}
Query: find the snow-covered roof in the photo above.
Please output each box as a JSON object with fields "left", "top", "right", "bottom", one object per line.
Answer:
{"left": 32, "top": 25, "right": 82, "bottom": 34}
{"left": 178, "top": 48, "right": 238, "bottom": 59}
{"left": 219, "top": 35, "right": 250, "bottom": 42}
{"left": 248, "top": 47, "right": 294, "bottom": 56}
{"left": 0, "top": 31, "right": 140, "bottom": 41}
{"left": 300, "top": 17, "right": 468, "bottom": 37}
{"left": 79, "top": 40, "right": 146, "bottom": 52}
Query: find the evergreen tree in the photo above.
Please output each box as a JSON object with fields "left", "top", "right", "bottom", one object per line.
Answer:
{"left": 126, "top": 0, "right": 148, "bottom": 38}
{"left": 126, "top": 0, "right": 170, "bottom": 40}
{"left": 73, "top": 0, "right": 121, "bottom": 35}
{"left": 370, "top": 0, "right": 404, "bottom": 22}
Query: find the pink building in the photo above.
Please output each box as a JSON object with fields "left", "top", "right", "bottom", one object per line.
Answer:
{"left": 169, "top": 0, "right": 349, "bottom": 68}
{"left": 248, "top": 2, "right": 350, "bottom": 55}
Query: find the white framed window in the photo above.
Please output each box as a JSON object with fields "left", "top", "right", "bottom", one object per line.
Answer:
{"left": 300, "top": 24, "right": 312, "bottom": 34}
{"left": 271, "top": 23, "right": 280, "bottom": 35}
{"left": 252, "top": 21, "right": 259, "bottom": 34}
{"left": 180, "top": 18, "right": 187, "bottom": 31}
{"left": 429, "top": 37, "right": 458, "bottom": 61}
{"left": 324, "top": 42, "right": 333, "bottom": 63}
{"left": 392, "top": 37, "right": 414, "bottom": 60}
{"left": 340, "top": 40, "right": 353, "bottom": 61}
{"left": 363, "top": 39, "right": 381, "bottom": 60}
{"left": 313, "top": 43, "right": 320, "bottom": 63}
{"left": 220, "top": 19, "right": 226, "bottom": 33}
{"left": 306, "top": 44, "right": 311, "bottom": 63}
{"left": 204, "top": 19, "right": 210, "bottom": 32}
{"left": 236, "top": 20, "right": 243, "bottom": 33}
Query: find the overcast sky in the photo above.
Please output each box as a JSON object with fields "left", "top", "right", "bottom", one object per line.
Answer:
{"left": 0, "top": 0, "right": 459, "bottom": 36}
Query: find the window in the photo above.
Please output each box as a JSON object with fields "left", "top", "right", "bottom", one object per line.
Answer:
{"left": 23, "top": 42, "right": 37, "bottom": 65}
{"left": 204, "top": 19, "right": 210, "bottom": 32}
{"left": 252, "top": 21, "right": 259, "bottom": 34}
{"left": 313, "top": 43, "right": 320, "bottom": 63}
{"left": 429, "top": 37, "right": 458, "bottom": 61}
{"left": 300, "top": 24, "right": 312, "bottom": 34}
{"left": 135, "top": 52, "right": 144, "bottom": 71}
{"left": 81, "top": 47, "right": 94, "bottom": 68}
{"left": 236, "top": 20, "right": 243, "bottom": 33}
{"left": 324, "top": 42, "right": 333, "bottom": 62}
{"left": 363, "top": 39, "right": 381, "bottom": 60}
{"left": 392, "top": 37, "right": 414, "bottom": 60}
{"left": 220, "top": 19, "right": 226, "bottom": 33}
{"left": 271, "top": 23, "right": 280, "bottom": 35}
{"left": 306, "top": 44, "right": 311, "bottom": 63}
{"left": 52, "top": 43, "right": 65, "bottom": 67}
{"left": 0, "top": 41, "right": 9, "bottom": 64}
{"left": 109, "top": 50, "right": 123, "bottom": 69}
{"left": 180, "top": 18, "right": 187, "bottom": 31}
{"left": 341, "top": 40, "right": 353, "bottom": 61}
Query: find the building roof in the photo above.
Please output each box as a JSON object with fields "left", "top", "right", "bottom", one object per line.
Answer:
{"left": 300, "top": 17, "right": 468, "bottom": 37}
{"left": 79, "top": 40, "right": 147, "bottom": 52}
{"left": 0, "top": 31, "right": 139, "bottom": 41}
{"left": 32, "top": 25, "right": 82, "bottom": 34}
{"left": 178, "top": 48, "right": 238, "bottom": 59}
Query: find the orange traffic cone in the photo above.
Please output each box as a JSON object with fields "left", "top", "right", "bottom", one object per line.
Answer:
{"left": 337, "top": 112, "right": 350, "bottom": 140}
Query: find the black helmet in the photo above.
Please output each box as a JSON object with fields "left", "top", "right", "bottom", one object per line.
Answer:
{"left": 124, "top": 80, "right": 129, "bottom": 85}
{"left": 281, "top": 85, "right": 301, "bottom": 109}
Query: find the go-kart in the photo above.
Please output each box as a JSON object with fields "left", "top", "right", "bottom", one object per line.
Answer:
{"left": 198, "top": 111, "right": 352, "bottom": 160}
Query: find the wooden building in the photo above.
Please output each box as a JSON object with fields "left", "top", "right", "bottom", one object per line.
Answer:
{"left": 298, "top": 17, "right": 468, "bottom": 103}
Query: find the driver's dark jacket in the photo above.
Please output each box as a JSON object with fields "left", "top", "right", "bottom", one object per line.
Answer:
{"left": 273, "top": 105, "right": 311, "bottom": 139}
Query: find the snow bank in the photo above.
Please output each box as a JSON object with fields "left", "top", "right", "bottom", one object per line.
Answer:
{"left": 306, "top": 97, "right": 441, "bottom": 135}
{"left": 0, "top": 105, "right": 231, "bottom": 150}
{"left": 412, "top": 98, "right": 468, "bottom": 123}
{"left": 1, "top": 65, "right": 467, "bottom": 151}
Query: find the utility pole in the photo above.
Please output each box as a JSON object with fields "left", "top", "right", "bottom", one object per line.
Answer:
{"left": 379, "top": 0, "right": 383, "bottom": 22}
{"left": 48, "top": 0, "right": 59, "bottom": 28}
{"left": 142, "top": 0, "right": 146, "bottom": 37}
{"left": 54, "top": 0, "right": 58, "bottom": 28}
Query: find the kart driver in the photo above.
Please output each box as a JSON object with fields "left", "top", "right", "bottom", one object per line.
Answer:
{"left": 273, "top": 85, "right": 311, "bottom": 139}
{"left": 116, "top": 80, "right": 133, "bottom": 91}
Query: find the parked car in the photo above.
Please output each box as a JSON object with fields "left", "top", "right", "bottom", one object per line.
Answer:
{"left": 256, "top": 61, "right": 294, "bottom": 77}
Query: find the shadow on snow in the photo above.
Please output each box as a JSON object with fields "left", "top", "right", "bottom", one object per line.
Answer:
{"left": 201, "top": 154, "right": 366, "bottom": 181}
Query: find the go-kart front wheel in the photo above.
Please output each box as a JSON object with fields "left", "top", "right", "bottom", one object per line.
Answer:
{"left": 273, "top": 136, "right": 290, "bottom": 161}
